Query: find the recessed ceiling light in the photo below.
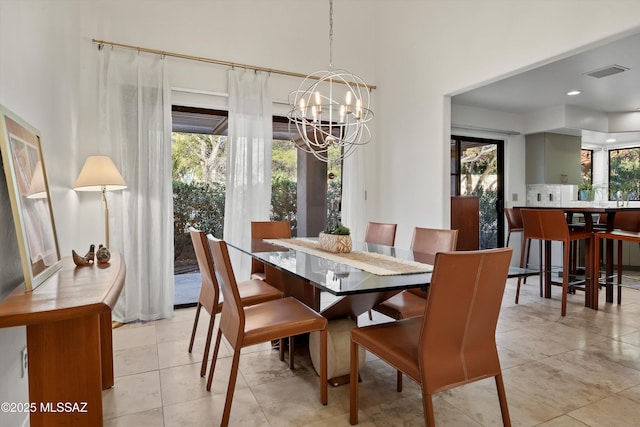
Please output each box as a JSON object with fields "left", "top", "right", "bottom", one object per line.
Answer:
{"left": 567, "top": 90, "right": 581, "bottom": 96}
{"left": 606, "top": 138, "right": 616, "bottom": 143}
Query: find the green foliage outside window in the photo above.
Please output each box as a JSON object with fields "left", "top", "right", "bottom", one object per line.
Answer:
{"left": 172, "top": 132, "right": 342, "bottom": 272}
{"left": 609, "top": 148, "right": 640, "bottom": 201}
{"left": 459, "top": 143, "right": 498, "bottom": 249}
{"left": 270, "top": 174, "right": 297, "bottom": 231}
{"left": 173, "top": 181, "right": 225, "bottom": 269}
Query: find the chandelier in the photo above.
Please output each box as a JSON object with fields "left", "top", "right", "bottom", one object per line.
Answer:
{"left": 288, "top": 0, "right": 374, "bottom": 163}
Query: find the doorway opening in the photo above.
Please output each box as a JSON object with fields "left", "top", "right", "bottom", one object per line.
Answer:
{"left": 451, "top": 135, "right": 505, "bottom": 249}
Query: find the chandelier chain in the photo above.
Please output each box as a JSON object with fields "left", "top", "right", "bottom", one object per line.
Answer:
{"left": 329, "top": 0, "right": 334, "bottom": 70}
{"left": 287, "top": 0, "right": 373, "bottom": 163}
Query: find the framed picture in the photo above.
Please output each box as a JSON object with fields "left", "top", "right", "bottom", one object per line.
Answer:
{"left": 0, "top": 105, "right": 61, "bottom": 291}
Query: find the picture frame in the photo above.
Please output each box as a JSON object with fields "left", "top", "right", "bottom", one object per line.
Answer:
{"left": 0, "top": 105, "right": 62, "bottom": 291}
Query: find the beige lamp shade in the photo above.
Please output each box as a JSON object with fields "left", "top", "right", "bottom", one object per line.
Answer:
{"left": 73, "top": 156, "right": 127, "bottom": 191}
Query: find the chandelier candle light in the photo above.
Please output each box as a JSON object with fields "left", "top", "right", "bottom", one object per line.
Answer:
{"left": 288, "top": 0, "right": 374, "bottom": 162}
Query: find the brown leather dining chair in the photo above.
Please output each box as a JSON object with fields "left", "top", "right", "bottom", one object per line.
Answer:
{"left": 206, "top": 236, "right": 328, "bottom": 427}
{"left": 369, "top": 226, "right": 458, "bottom": 392}
{"left": 187, "top": 228, "right": 284, "bottom": 377}
{"left": 250, "top": 220, "right": 291, "bottom": 280}
{"left": 364, "top": 221, "right": 397, "bottom": 321}
{"left": 349, "top": 248, "right": 513, "bottom": 426}
{"left": 516, "top": 209, "right": 592, "bottom": 316}
{"left": 371, "top": 227, "right": 458, "bottom": 321}
{"left": 364, "top": 221, "right": 397, "bottom": 246}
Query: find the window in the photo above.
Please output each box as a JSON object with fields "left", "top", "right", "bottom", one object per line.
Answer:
{"left": 172, "top": 107, "right": 228, "bottom": 278}
{"left": 171, "top": 106, "right": 343, "bottom": 276}
{"left": 608, "top": 147, "right": 640, "bottom": 201}
{"left": 579, "top": 149, "right": 593, "bottom": 200}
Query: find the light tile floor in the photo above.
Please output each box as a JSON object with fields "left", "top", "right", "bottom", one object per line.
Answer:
{"left": 104, "top": 278, "right": 640, "bottom": 426}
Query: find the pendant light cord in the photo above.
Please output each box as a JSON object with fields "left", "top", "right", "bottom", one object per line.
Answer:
{"left": 329, "top": 0, "right": 334, "bottom": 70}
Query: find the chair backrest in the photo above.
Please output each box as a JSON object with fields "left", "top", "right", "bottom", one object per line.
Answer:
{"left": 207, "top": 236, "right": 245, "bottom": 349}
{"left": 411, "top": 227, "right": 458, "bottom": 254}
{"left": 250, "top": 221, "right": 292, "bottom": 274}
{"left": 407, "top": 227, "right": 458, "bottom": 297}
{"left": 189, "top": 227, "right": 219, "bottom": 315}
{"left": 540, "top": 210, "right": 573, "bottom": 241}
{"left": 364, "top": 222, "right": 397, "bottom": 246}
{"left": 419, "top": 247, "right": 512, "bottom": 394}
{"left": 521, "top": 208, "right": 572, "bottom": 242}
{"left": 520, "top": 209, "right": 545, "bottom": 241}
{"left": 613, "top": 211, "right": 640, "bottom": 232}
{"left": 251, "top": 221, "right": 292, "bottom": 239}
{"left": 504, "top": 208, "right": 523, "bottom": 230}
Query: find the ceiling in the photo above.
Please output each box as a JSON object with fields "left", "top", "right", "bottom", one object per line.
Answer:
{"left": 452, "top": 31, "right": 640, "bottom": 145}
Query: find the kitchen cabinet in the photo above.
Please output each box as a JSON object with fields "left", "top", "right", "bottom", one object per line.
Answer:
{"left": 526, "top": 132, "right": 581, "bottom": 185}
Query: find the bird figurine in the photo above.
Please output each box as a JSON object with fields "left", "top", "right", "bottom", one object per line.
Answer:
{"left": 84, "top": 244, "right": 95, "bottom": 262}
{"left": 72, "top": 249, "right": 93, "bottom": 266}
{"left": 96, "top": 244, "right": 111, "bottom": 264}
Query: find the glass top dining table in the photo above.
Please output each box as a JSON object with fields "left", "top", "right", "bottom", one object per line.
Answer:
{"left": 229, "top": 238, "right": 536, "bottom": 297}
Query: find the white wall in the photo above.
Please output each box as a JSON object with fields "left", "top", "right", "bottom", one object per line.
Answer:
{"left": 373, "top": 0, "right": 640, "bottom": 247}
{"left": 0, "top": 1, "right": 81, "bottom": 425}
{"left": 72, "top": 0, "right": 378, "bottom": 250}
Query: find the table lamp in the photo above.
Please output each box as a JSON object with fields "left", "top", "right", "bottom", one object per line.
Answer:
{"left": 73, "top": 155, "right": 127, "bottom": 248}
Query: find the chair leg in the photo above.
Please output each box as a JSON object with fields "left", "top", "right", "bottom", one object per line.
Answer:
{"left": 349, "top": 340, "right": 359, "bottom": 425}
{"left": 523, "top": 237, "right": 532, "bottom": 285}
{"left": 539, "top": 240, "right": 544, "bottom": 298}
{"left": 289, "top": 336, "right": 295, "bottom": 369}
{"left": 618, "top": 240, "right": 623, "bottom": 305}
{"left": 368, "top": 310, "right": 373, "bottom": 320}
{"left": 279, "top": 338, "right": 285, "bottom": 361}
{"left": 495, "top": 374, "right": 512, "bottom": 427}
{"left": 220, "top": 349, "right": 242, "bottom": 427}
{"left": 200, "top": 313, "right": 215, "bottom": 377}
{"left": 516, "top": 237, "right": 528, "bottom": 304}
{"left": 422, "top": 392, "right": 436, "bottom": 427}
{"left": 320, "top": 329, "right": 328, "bottom": 405}
{"left": 506, "top": 230, "right": 511, "bottom": 247}
{"left": 206, "top": 328, "right": 223, "bottom": 391}
{"left": 188, "top": 303, "right": 201, "bottom": 353}
{"left": 396, "top": 370, "right": 403, "bottom": 392}
{"left": 561, "top": 243, "right": 570, "bottom": 316}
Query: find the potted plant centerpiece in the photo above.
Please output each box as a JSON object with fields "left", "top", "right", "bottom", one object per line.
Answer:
{"left": 318, "top": 222, "right": 352, "bottom": 253}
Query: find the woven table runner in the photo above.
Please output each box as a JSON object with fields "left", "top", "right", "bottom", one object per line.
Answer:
{"left": 264, "top": 238, "right": 433, "bottom": 276}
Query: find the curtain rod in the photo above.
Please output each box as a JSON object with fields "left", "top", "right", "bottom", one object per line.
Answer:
{"left": 91, "top": 39, "right": 377, "bottom": 91}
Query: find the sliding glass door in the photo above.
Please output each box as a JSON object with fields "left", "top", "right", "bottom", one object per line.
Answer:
{"left": 451, "top": 135, "right": 505, "bottom": 249}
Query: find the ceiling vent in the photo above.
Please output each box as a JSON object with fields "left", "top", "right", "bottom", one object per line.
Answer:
{"left": 585, "top": 64, "right": 629, "bottom": 78}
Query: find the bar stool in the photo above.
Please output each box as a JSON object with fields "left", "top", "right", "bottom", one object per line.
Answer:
{"left": 506, "top": 207, "right": 535, "bottom": 288}
{"left": 517, "top": 209, "right": 593, "bottom": 316}
{"left": 504, "top": 207, "right": 524, "bottom": 247}
{"left": 594, "top": 211, "right": 640, "bottom": 305}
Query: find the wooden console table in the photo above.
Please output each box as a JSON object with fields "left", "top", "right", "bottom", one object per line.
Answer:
{"left": 0, "top": 253, "right": 125, "bottom": 426}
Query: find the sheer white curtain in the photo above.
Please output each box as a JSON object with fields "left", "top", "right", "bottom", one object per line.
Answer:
{"left": 99, "top": 48, "right": 174, "bottom": 322}
{"left": 341, "top": 146, "right": 367, "bottom": 242}
{"left": 224, "top": 69, "right": 272, "bottom": 278}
